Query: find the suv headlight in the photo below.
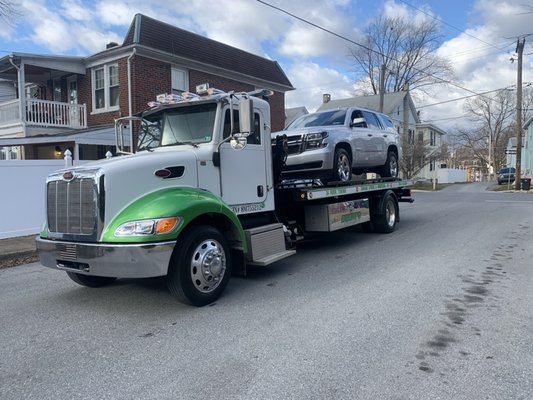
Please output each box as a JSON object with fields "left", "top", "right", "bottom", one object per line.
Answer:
{"left": 304, "top": 131, "right": 328, "bottom": 151}
{"left": 114, "top": 217, "right": 181, "bottom": 237}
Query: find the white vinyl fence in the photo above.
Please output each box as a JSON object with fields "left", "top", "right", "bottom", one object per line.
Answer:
{"left": 438, "top": 168, "right": 468, "bottom": 184}
{"left": 0, "top": 158, "right": 88, "bottom": 239}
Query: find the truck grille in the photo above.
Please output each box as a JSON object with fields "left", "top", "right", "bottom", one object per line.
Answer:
{"left": 47, "top": 178, "right": 97, "bottom": 235}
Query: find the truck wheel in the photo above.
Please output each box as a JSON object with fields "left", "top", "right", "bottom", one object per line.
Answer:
{"left": 379, "top": 151, "right": 398, "bottom": 178}
{"left": 332, "top": 148, "right": 352, "bottom": 182}
{"left": 167, "top": 225, "right": 231, "bottom": 306}
{"left": 66, "top": 272, "right": 116, "bottom": 287}
{"left": 371, "top": 193, "right": 398, "bottom": 233}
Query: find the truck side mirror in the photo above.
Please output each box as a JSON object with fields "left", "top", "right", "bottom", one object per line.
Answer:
{"left": 239, "top": 97, "right": 253, "bottom": 136}
{"left": 230, "top": 134, "right": 247, "bottom": 151}
{"left": 350, "top": 117, "right": 366, "bottom": 128}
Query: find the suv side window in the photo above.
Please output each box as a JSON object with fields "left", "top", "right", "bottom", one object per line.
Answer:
{"left": 379, "top": 115, "right": 395, "bottom": 130}
{"left": 362, "top": 111, "right": 382, "bottom": 130}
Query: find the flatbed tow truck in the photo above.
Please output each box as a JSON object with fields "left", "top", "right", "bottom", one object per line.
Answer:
{"left": 36, "top": 85, "right": 413, "bottom": 306}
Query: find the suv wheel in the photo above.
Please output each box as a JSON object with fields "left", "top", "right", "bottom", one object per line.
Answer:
{"left": 332, "top": 148, "right": 352, "bottom": 182}
{"left": 379, "top": 151, "right": 398, "bottom": 178}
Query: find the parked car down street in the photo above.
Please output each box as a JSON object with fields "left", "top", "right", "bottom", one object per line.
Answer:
{"left": 497, "top": 167, "right": 516, "bottom": 185}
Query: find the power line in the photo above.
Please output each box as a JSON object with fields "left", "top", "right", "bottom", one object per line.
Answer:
{"left": 396, "top": 0, "right": 505, "bottom": 52}
{"left": 417, "top": 86, "right": 515, "bottom": 108}
{"left": 255, "top": 0, "right": 499, "bottom": 102}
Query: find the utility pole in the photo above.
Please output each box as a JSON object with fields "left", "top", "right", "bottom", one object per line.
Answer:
{"left": 379, "top": 64, "right": 386, "bottom": 112}
{"left": 514, "top": 37, "right": 525, "bottom": 190}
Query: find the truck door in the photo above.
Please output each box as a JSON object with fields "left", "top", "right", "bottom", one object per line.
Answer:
{"left": 218, "top": 107, "right": 271, "bottom": 213}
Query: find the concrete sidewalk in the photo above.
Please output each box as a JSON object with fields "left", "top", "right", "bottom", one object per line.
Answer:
{"left": 0, "top": 234, "right": 39, "bottom": 268}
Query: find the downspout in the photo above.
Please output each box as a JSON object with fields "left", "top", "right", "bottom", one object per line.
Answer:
{"left": 127, "top": 48, "right": 137, "bottom": 152}
{"left": 9, "top": 56, "right": 26, "bottom": 159}
{"left": 9, "top": 56, "right": 25, "bottom": 128}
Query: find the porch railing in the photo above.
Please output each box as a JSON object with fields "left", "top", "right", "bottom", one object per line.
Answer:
{"left": 0, "top": 98, "right": 87, "bottom": 129}
{"left": 0, "top": 100, "right": 20, "bottom": 127}
{"left": 25, "top": 98, "right": 87, "bottom": 128}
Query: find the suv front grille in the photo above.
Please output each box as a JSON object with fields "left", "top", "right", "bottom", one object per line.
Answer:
{"left": 286, "top": 135, "right": 303, "bottom": 155}
{"left": 47, "top": 177, "right": 97, "bottom": 235}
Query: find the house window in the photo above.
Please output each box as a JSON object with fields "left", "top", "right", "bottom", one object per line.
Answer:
{"left": 430, "top": 130, "right": 435, "bottom": 146}
{"left": 53, "top": 80, "right": 62, "bottom": 102}
{"left": 109, "top": 65, "right": 119, "bottom": 107}
{"left": 92, "top": 63, "right": 119, "bottom": 112}
{"left": 418, "top": 131, "right": 424, "bottom": 143}
{"left": 171, "top": 67, "right": 188, "bottom": 94}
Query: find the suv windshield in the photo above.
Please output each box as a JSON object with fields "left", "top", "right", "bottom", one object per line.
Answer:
{"left": 138, "top": 103, "right": 217, "bottom": 150}
{"left": 499, "top": 168, "right": 516, "bottom": 174}
{"left": 288, "top": 110, "right": 347, "bottom": 129}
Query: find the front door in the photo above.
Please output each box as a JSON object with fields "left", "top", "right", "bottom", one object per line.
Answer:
{"left": 67, "top": 76, "right": 79, "bottom": 127}
{"left": 218, "top": 106, "right": 272, "bottom": 214}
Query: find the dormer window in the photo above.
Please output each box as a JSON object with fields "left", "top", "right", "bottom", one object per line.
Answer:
{"left": 92, "top": 63, "right": 119, "bottom": 112}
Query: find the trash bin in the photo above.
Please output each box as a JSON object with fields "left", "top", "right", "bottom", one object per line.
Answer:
{"left": 521, "top": 178, "right": 531, "bottom": 190}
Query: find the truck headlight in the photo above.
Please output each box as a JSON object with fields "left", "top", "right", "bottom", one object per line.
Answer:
{"left": 114, "top": 217, "right": 181, "bottom": 237}
{"left": 304, "top": 131, "right": 328, "bottom": 150}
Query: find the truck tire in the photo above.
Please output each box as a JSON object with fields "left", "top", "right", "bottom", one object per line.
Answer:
{"left": 167, "top": 225, "right": 231, "bottom": 306}
{"left": 371, "top": 192, "right": 398, "bottom": 233}
{"left": 332, "top": 148, "right": 352, "bottom": 182}
{"left": 66, "top": 272, "right": 116, "bottom": 287}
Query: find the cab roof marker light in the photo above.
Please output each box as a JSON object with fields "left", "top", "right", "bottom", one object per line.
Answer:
{"left": 181, "top": 91, "right": 201, "bottom": 100}
{"left": 207, "top": 87, "right": 225, "bottom": 96}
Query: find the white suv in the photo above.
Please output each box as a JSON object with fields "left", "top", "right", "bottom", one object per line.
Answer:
{"left": 273, "top": 107, "right": 401, "bottom": 182}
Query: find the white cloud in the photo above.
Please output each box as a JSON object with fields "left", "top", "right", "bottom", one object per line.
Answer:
{"left": 473, "top": 0, "right": 533, "bottom": 39}
{"left": 61, "top": 0, "right": 93, "bottom": 22}
{"left": 285, "top": 61, "right": 354, "bottom": 112}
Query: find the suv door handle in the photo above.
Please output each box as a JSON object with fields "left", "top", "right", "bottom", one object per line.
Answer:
{"left": 367, "top": 134, "right": 373, "bottom": 137}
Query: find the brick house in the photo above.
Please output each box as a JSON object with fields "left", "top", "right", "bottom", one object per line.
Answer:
{"left": 0, "top": 14, "right": 294, "bottom": 160}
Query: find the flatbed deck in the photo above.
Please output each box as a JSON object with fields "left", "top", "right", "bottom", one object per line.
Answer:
{"left": 276, "top": 178, "right": 414, "bottom": 203}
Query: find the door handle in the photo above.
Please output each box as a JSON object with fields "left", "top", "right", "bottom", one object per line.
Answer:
{"left": 367, "top": 134, "right": 373, "bottom": 137}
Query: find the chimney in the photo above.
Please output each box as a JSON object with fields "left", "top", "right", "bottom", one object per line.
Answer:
{"left": 323, "top": 93, "right": 331, "bottom": 103}
{"left": 106, "top": 42, "right": 119, "bottom": 49}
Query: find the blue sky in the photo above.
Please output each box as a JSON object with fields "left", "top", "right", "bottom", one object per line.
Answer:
{"left": 1, "top": 0, "right": 532, "bottom": 130}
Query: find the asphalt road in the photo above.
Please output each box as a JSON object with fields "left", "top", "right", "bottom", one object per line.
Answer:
{"left": 1, "top": 183, "right": 532, "bottom": 400}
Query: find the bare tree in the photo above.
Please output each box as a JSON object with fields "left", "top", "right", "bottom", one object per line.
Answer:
{"left": 350, "top": 16, "right": 454, "bottom": 95}
{"left": 0, "top": 1, "right": 19, "bottom": 23}
{"left": 400, "top": 132, "right": 441, "bottom": 179}
{"left": 463, "top": 89, "right": 517, "bottom": 176}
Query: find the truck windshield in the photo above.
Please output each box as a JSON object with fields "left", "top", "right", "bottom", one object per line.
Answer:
{"left": 138, "top": 103, "right": 217, "bottom": 150}
{"left": 288, "top": 110, "right": 347, "bottom": 129}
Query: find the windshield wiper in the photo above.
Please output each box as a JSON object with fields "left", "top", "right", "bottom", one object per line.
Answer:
{"left": 160, "top": 141, "right": 199, "bottom": 148}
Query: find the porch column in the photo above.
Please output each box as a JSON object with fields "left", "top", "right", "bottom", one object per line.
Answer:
{"left": 17, "top": 62, "right": 25, "bottom": 126}
{"left": 74, "top": 143, "right": 79, "bottom": 161}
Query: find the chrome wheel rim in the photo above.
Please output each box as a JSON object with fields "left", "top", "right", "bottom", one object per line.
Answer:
{"left": 385, "top": 201, "right": 396, "bottom": 228}
{"left": 190, "top": 239, "right": 226, "bottom": 293}
{"left": 389, "top": 156, "right": 398, "bottom": 177}
{"left": 337, "top": 153, "right": 351, "bottom": 181}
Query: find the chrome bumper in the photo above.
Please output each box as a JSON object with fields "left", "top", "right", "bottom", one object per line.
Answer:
{"left": 36, "top": 237, "right": 175, "bottom": 278}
